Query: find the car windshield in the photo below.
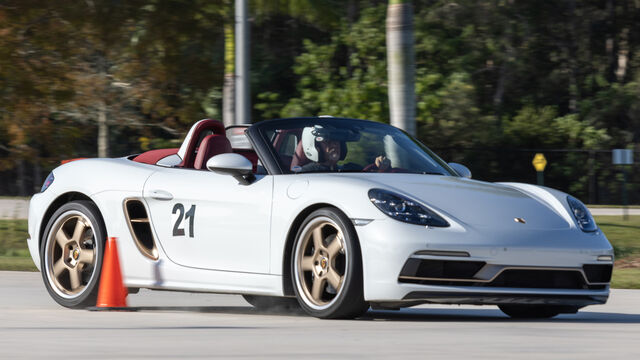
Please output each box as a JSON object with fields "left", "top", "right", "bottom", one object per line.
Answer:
{"left": 257, "top": 118, "right": 456, "bottom": 175}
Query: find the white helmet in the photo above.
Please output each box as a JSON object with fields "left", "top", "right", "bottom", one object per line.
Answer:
{"left": 301, "top": 125, "right": 324, "bottom": 162}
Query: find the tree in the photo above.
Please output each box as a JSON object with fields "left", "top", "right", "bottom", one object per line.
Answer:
{"left": 223, "top": 0, "right": 340, "bottom": 126}
{"left": 0, "top": 2, "right": 86, "bottom": 194}
{"left": 281, "top": 5, "right": 389, "bottom": 121}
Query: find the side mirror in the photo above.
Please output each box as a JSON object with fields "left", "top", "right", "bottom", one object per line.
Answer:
{"left": 206, "top": 153, "right": 255, "bottom": 185}
{"left": 448, "top": 162, "right": 472, "bottom": 179}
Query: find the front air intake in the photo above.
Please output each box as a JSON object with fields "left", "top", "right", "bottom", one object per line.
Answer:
{"left": 124, "top": 199, "right": 158, "bottom": 260}
{"left": 582, "top": 264, "right": 613, "bottom": 283}
{"left": 399, "top": 259, "right": 486, "bottom": 280}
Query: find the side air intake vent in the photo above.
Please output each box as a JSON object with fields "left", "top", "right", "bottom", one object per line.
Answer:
{"left": 124, "top": 199, "right": 158, "bottom": 260}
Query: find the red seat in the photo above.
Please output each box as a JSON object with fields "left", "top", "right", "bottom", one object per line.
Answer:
{"left": 290, "top": 141, "right": 311, "bottom": 170}
{"left": 179, "top": 119, "right": 226, "bottom": 169}
{"left": 193, "top": 134, "right": 233, "bottom": 170}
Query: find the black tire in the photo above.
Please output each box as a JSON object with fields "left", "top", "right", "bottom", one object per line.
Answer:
{"left": 498, "top": 305, "right": 572, "bottom": 319}
{"left": 40, "top": 201, "right": 106, "bottom": 309}
{"left": 242, "top": 295, "right": 300, "bottom": 311}
{"left": 291, "top": 208, "right": 369, "bottom": 319}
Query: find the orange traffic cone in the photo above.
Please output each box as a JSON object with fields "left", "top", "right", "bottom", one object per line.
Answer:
{"left": 95, "top": 237, "right": 128, "bottom": 309}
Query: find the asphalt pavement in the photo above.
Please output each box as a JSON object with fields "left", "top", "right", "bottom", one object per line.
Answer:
{"left": 0, "top": 271, "right": 639, "bottom": 359}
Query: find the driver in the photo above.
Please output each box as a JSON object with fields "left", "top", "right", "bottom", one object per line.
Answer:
{"left": 300, "top": 125, "right": 345, "bottom": 172}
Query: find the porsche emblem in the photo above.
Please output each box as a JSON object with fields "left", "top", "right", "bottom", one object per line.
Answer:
{"left": 514, "top": 218, "right": 526, "bottom": 224}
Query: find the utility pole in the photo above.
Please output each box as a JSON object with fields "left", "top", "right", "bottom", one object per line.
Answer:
{"left": 235, "top": 0, "right": 250, "bottom": 125}
{"left": 386, "top": 0, "right": 415, "bottom": 136}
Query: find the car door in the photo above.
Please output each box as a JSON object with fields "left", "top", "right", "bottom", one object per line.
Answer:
{"left": 143, "top": 166, "right": 272, "bottom": 274}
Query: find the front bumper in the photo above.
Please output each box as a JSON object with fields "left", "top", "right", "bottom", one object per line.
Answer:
{"left": 26, "top": 191, "right": 58, "bottom": 272}
{"left": 396, "top": 291, "right": 607, "bottom": 308}
{"left": 26, "top": 237, "right": 40, "bottom": 271}
{"left": 356, "top": 218, "right": 613, "bottom": 306}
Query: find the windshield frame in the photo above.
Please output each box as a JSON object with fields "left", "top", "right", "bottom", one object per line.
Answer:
{"left": 247, "top": 117, "right": 458, "bottom": 176}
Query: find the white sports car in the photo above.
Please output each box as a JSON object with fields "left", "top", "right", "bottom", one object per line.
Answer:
{"left": 27, "top": 117, "right": 614, "bottom": 319}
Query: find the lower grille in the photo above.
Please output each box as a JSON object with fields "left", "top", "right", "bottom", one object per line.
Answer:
{"left": 582, "top": 264, "right": 613, "bottom": 283}
{"left": 399, "top": 259, "right": 486, "bottom": 280}
{"left": 398, "top": 259, "right": 608, "bottom": 290}
{"left": 486, "top": 269, "right": 588, "bottom": 289}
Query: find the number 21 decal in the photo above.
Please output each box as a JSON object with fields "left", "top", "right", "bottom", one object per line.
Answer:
{"left": 172, "top": 203, "right": 196, "bottom": 237}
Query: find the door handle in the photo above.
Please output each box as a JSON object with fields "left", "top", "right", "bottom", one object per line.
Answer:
{"left": 149, "top": 189, "right": 173, "bottom": 201}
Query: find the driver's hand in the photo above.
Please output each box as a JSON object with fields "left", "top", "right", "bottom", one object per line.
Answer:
{"left": 375, "top": 156, "right": 391, "bottom": 171}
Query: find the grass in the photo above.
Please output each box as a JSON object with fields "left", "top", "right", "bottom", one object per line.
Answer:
{"left": 0, "top": 219, "right": 37, "bottom": 271}
{"left": 0, "top": 220, "right": 30, "bottom": 256}
{"left": 0, "top": 256, "right": 36, "bottom": 271}
{"left": 610, "top": 268, "right": 640, "bottom": 289}
{"left": 1, "top": 217, "right": 639, "bottom": 287}
{"left": 594, "top": 215, "right": 640, "bottom": 257}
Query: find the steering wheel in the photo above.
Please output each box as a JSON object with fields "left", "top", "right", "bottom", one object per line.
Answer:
{"left": 363, "top": 156, "right": 392, "bottom": 172}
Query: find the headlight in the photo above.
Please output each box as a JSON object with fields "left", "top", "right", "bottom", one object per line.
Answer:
{"left": 567, "top": 195, "right": 597, "bottom": 232}
{"left": 41, "top": 172, "right": 54, "bottom": 192}
{"left": 368, "top": 189, "right": 449, "bottom": 227}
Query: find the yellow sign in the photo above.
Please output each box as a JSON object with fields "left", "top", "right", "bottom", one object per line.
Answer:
{"left": 532, "top": 153, "right": 547, "bottom": 172}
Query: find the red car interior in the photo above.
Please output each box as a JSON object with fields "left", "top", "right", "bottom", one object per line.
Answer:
{"left": 193, "top": 134, "right": 233, "bottom": 170}
{"left": 234, "top": 149, "right": 259, "bottom": 172}
{"left": 179, "top": 119, "right": 226, "bottom": 168}
{"left": 290, "top": 141, "right": 310, "bottom": 170}
{"left": 132, "top": 148, "right": 179, "bottom": 165}
{"left": 131, "top": 119, "right": 260, "bottom": 172}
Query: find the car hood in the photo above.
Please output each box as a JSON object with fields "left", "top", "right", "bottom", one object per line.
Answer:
{"left": 360, "top": 174, "right": 571, "bottom": 230}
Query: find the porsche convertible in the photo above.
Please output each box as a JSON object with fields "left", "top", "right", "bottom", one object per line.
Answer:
{"left": 27, "top": 117, "right": 614, "bottom": 319}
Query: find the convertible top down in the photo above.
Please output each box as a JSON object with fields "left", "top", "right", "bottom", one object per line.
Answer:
{"left": 27, "top": 117, "right": 613, "bottom": 318}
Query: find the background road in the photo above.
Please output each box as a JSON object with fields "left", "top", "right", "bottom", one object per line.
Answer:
{"left": 0, "top": 198, "right": 29, "bottom": 220}
{"left": 1, "top": 271, "right": 638, "bottom": 359}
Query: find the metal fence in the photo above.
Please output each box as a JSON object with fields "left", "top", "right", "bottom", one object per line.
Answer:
{"left": 432, "top": 148, "right": 639, "bottom": 205}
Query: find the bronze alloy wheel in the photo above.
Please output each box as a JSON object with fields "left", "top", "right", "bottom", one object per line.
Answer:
{"left": 41, "top": 201, "right": 106, "bottom": 308}
{"left": 44, "top": 212, "right": 97, "bottom": 297}
{"left": 292, "top": 208, "right": 368, "bottom": 319}
{"left": 295, "top": 217, "right": 347, "bottom": 308}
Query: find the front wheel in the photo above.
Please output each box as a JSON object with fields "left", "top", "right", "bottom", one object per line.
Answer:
{"left": 292, "top": 208, "right": 368, "bottom": 319}
{"left": 40, "top": 201, "right": 106, "bottom": 308}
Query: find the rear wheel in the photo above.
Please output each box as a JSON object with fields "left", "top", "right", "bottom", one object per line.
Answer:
{"left": 498, "top": 305, "right": 574, "bottom": 319}
{"left": 40, "top": 201, "right": 106, "bottom": 309}
{"left": 292, "top": 208, "right": 368, "bottom": 319}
